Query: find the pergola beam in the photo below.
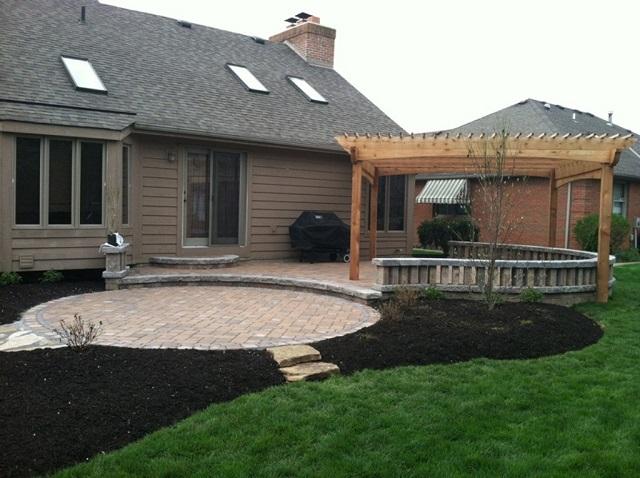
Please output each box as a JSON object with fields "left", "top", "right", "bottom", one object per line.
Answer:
{"left": 555, "top": 160, "right": 602, "bottom": 180}
{"left": 361, "top": 161, "right": 376, "bottom": 184}
{"left": 375, "top": 166, "right": 555, "bottom": 177}
{"left": 555, "top": 169, "right": 602, "bottom": 189}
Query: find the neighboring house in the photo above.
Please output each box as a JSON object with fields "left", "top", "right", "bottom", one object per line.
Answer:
{"left": 414, "top": 99, "right": 640, "bottom": 250}
{"left": 0, "top": 0, "right": 412, "bottom": 272}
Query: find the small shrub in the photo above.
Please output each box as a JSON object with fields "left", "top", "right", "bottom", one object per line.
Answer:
{"left": 53, "top": 313, "right": 102, "bottom": 351}
{"left": 393, "top": 287, "right": 420, "bottom": 308}
{"left": 574, "top": 213, "right": 630, "bottom": 253}
{"left": 40, "top": 270, "right": 64, "bottom": 283}
{"left": 418, "top": 216, "right": 478, "bottom": 256}
{"left": 615, "top": 248, "right": 640, "bottom": 263}
{"left": 0, "top": 271, "right": 22, "bottom": 286}
{"left": 519, "top": 287, "right": 544, "bottom": 303}
{"left": 422, "top": 286, "right": 444, "bottom": 300}
{"left": 484, "top": 291, "right": 505, "bottom": 309}
{"left": 379, "top": 300, "right": 403, "bottom": 321}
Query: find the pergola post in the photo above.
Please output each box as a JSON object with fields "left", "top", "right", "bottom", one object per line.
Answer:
{"left": 548, "top": 171, "right": 558, "bottom": 247}
{"left": 369, "top": 175, "right": 378, "bottom": 260}
{"left": 350, "top": 160, "right": 362, "bottom": 280}
{"left": 596, "top": 164, "right": 614, "bottom": 303}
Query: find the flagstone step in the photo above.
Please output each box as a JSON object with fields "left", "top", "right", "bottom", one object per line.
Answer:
{"left": 267, "top": 344, "right": 322, "bottom": 368}
{"left": 148, "top": 255, "right": 239, "bottom": 269}
{"left": 279, "top": 361, "right": 340, "bottom": 382}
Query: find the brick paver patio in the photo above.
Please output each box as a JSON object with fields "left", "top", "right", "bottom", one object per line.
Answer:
{"left": 20, "top": 285, "right": 380, "bottom": 350}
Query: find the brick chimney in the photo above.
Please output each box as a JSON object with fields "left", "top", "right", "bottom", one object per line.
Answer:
{"left": 269, "top": 15, "right": 336, "bottom": 68}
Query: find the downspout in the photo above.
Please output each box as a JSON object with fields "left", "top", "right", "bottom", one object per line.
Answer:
{"left": 564, "top": 182, "right": 572, "bottom": 248}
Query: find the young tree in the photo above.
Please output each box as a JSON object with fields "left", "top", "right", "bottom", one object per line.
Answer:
{"left": 467, "top": 129, "right": 528, "bottom": 309}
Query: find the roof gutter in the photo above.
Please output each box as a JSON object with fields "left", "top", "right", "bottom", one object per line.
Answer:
{"left": 131, "top": 122, "right": 347, "bottom": 156}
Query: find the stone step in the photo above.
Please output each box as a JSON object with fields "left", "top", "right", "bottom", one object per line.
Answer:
{"left": 279, "top": 361, "right": 340, "bottom": 382}
{"left": 148, "top": 255, "right": 239, "bottom": 269}
{"left": 267, "top": 344, "right": 322, "bottom": 368}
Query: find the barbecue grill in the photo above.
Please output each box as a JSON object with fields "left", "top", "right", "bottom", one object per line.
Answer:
{"left": 289, "top": 211, "right": 350, "bottom": 263}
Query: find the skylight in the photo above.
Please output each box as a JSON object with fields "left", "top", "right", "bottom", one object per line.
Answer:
{"left": 227, "top": 64, "right": 269, "bottom": 93}
{"left": 61, "top": 56, "right": 107, "bottom": 92}
{"left": 287, "top": 76, "right": 327, "bottom": 104}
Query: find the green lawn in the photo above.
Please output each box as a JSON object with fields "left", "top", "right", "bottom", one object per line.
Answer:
{"left": 56, "top": 267, "right": 640, "bottom": 477}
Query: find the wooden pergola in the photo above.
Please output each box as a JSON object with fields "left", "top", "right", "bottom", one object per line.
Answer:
{"left": 336, "top": 132, "right": 636, "bottom": 303}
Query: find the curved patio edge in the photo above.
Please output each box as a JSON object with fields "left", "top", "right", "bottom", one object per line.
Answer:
{"left": 117, "top": 273, "right": 382, "bottom": 303}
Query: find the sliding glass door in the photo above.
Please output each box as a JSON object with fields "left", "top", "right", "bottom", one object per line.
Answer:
{"left": 184, "top": 151, "right": 210, "bottom": 246}
{"left": 210, "top": 152, "right": 241, "bottom": 244}
{"left": 183, "top": 150, "right": 245, "bottom": 247}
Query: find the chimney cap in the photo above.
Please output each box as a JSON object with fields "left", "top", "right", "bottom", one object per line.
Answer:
{"left": 296, "top": 12, "right": 312, "bottom": 19}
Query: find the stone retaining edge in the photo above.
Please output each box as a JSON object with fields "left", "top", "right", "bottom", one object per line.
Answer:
{"left": 148, "top": 255, "right": 240, "bottom": 266}
{"left": 448, "top": 241, "right": 598, "bottom": 259}
{"left": 373, "top": 278, "right": 616, "bottom": 294}
{"left": 118, "top": 273, "right": 382, "bottom": 302}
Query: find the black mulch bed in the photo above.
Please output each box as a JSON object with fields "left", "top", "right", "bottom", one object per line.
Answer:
{"left": 0, "top": 270, "right": 104, "bottom": 325}
{"left": 0, "top": 289, "right": 603, "bottom": 478}
{"left": 313, "top": 299, "right": 603, "bottom": 374}
{"left": 0, "top": 346, "right": 285, "bottom": 478}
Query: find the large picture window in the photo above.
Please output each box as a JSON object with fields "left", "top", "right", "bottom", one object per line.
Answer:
{"left": 14, "top": 137, "right": 104, "bottom": 227}
{"left": 372, "top": 176, "right": 406, "bottom": 232}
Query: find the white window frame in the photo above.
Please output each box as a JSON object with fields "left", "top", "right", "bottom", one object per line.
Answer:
{"left": 613, "top": 181, "right": 628, "bottom": 217}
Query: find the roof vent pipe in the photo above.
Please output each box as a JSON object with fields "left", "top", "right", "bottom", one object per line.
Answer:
{"left": 572, "top": 112, "right": 576, "bottom": 121}
{"left": 608, "top": 111, "right": 613, "bottom": 125}
{"left": 80, "top": 5, "right": 86, "bottom": 23}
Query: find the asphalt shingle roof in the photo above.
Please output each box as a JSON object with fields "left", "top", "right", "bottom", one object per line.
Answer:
{"left": 447, "top": 99, "right": 640, "bottom": 179}
{"left": 0, "top": 0, "right": 403, "bottom": 151}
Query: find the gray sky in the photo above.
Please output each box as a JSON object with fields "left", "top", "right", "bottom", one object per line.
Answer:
{"left": 102, "top": 0, "right": 639, "bottom": 134}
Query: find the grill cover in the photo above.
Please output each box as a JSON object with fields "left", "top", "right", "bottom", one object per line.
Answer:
{"left": 289, "top": 211, "right": 350, "bottom": 252}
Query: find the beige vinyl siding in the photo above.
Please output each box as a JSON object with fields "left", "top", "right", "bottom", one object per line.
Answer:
{"left": 140, "top": 142, "right": 179, "bottom": 259}
{"left": 249, "top": 151, "right": 410, "bottom": 260}
{"left": 11, "top": 230, "right": 106, "bottom": 270}
{"left": 249, "top": 152, "right": 349, "bottom": 259}
{"left": 2, "top": 133, "right": 122, "bottom": 272}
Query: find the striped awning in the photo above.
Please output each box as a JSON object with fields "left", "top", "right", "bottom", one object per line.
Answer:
{"left": 416, "top": 178, "right": 469, "bottom": 204}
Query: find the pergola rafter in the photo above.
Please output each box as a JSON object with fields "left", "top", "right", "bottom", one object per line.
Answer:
{"left": 336, "top": 132, "right": 635, "bottom": 303}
